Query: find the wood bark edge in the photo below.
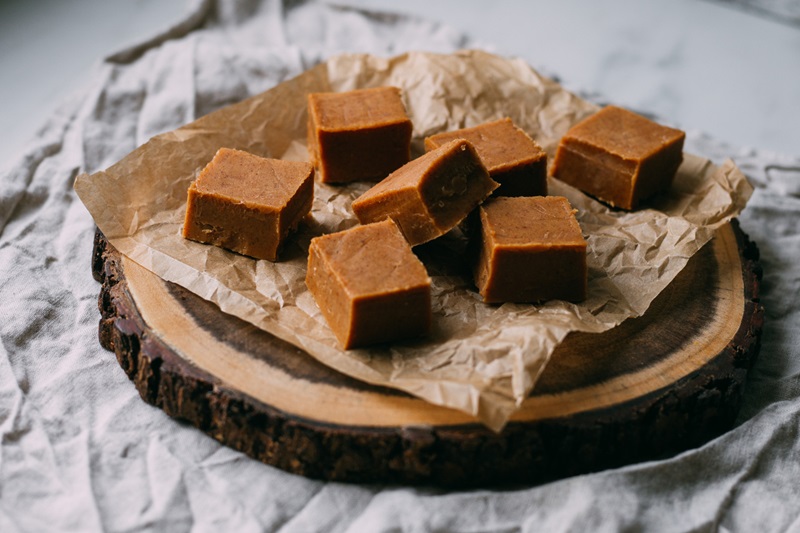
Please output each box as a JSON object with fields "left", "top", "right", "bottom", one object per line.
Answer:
{"left": 90, "top": 222, "right": 764, "bottom": 487}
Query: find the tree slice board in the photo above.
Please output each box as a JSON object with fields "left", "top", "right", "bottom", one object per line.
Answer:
{"left": 92, "top": 221, "right": 763, "bottom": 487}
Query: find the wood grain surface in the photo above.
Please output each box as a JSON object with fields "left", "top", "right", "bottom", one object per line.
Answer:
{"left": 91, "top": 220, "right": 763, "bottom": 487}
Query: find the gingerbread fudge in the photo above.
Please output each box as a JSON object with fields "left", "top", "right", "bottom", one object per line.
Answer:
{"left": 424, "top": 118, "right": 547, "bottom": 197}
{"left": 351, "top": 139, "right": 498, "bottom": 246}
{"left": 307, "top": 86, "right": 412, "bottom": 184}
{"left": 183, "top": 148, "right": 313, "bottom": 261}
{"left": 306, "top": 219, "right": 432, "bottom": 349}
{"left": 551, "top": 106, "right": 685, "bottom": 210}
{"left": 474, "top": 196, "right": 587, "bottom": 303}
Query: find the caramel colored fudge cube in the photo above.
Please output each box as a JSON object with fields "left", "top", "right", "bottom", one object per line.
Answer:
{"left": 351, "top": 139, "right": 498, "bottom": 246}
{"left": 551, "top": 106, "right": 685, "bottom": 210}
{"left": 306, "top": 219, "right": 432, "bottom": 349}
{"left": 474, "top": 196, "right": 587, "bottom": 303}
{"left": 307, "top": 86, "right": 413, "bottom": 184}
{"left": 182, "top": 148, "right": 313, "bottom": 261}
{"left": 424, "top": 118, "right": 547, "bottom": 197}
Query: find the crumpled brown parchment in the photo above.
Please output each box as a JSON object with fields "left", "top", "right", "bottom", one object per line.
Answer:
{"left": 74, "top": 50, "right": 752, "bottom": 431}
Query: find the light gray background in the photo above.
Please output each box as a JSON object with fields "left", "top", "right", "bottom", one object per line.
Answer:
{"left": 1, "top": 0, "right": 799, "bottom": 170}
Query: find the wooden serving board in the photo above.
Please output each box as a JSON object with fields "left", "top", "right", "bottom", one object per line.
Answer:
{"left": 92, "top": 221, "right": 763, "bottom": 487}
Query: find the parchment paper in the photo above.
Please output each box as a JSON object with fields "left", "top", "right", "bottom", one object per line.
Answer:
{"left": 74, "top": 50, "right": 752, "bottom": 431}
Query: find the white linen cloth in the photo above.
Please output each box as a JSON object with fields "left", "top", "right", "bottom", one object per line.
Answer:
{"left": 1, "top": 1, "right": 798, "bottom": 531}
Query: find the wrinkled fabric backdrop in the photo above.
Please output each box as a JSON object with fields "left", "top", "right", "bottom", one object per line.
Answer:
{"left": 1, "top": 1, "right": 799, "bottom": 531}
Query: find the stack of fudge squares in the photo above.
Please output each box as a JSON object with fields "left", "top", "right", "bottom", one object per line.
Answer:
{"left": 184, "top": 86, "right": 684, "bottom": 349}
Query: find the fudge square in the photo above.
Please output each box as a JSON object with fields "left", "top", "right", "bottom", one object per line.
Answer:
{"left": 351, "top": 139, "right": 498, "bottom": 246}
{"left": 424, "top": 117, "right": 548, "bottom": 197}
{"left": 551, "top": 105, "right": 685, "bottom": 210}
{"left": 307, "top": 86, "right": 413, "bottom": 184}
{"left": 305, "top": 219, "right": 432, "bottom": 349}
{"left": 182, "top": 147, "right": 313, "bottom": 261}
{"left": 474, "top": 196, "right": 587, "bottom": 303}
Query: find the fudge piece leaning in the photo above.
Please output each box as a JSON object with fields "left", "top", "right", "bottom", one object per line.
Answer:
{"left": 551, "top": 105, "right": 685, "bottom": 210}
{"left": 474, "top": 196, "right": 587, "bottom": 303}
{"left": 306, "top": 219, "right": 432, "bottom": 349}
{"left": 182, "top": 147, "right": 313, "bottom": 261}
{"left": 307, "top": 86, "right": 413, "bottom": 184}
{"left": 351, "top": 139, "right": 498, "bottom": 246}
{"left": 424, "top": 117, "right": 547, "bottom": 197}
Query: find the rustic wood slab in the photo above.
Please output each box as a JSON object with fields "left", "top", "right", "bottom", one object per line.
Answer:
{"left": 92, "top": 220, "right": 763, "bottom": 487}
